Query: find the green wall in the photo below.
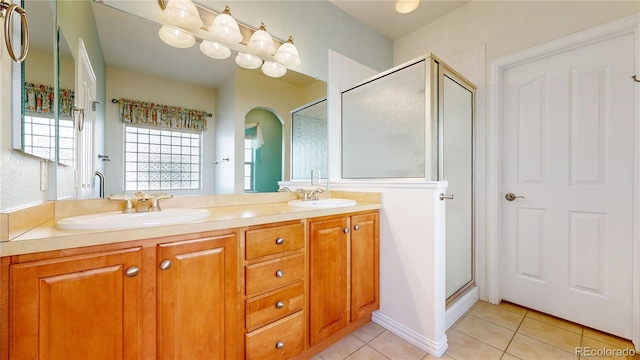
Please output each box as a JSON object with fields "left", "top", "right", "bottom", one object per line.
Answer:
{"left": 245, "top": 109, "right": 282, "bottom": 193}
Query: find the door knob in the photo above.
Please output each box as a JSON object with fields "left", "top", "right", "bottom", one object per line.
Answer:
{"left": 505, "top": 193, "right": 525, "bottom": 201}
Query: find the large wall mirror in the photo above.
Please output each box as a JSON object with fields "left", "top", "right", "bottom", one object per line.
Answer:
{"left": 11, "top": 0, "right": 328, "bottom": 200}
{"left": 291, "top": 99, "right": 327, "bottom": 182}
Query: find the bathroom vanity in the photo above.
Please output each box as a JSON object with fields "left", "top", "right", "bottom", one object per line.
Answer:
{"left": 0, "top": 192, "right": 380, "bottom": 359}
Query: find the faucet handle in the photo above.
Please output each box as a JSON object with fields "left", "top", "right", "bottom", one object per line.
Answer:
{"left": 296, "top": 188, "right": 309, "bottom": 201}
{"left": 150, "top": 193, "right": 173, "bottom": 211}
{"left": 108, "top": 193, "right": 134, "bottom": 213}
{"left": 278, "top": 187, "right": 291, "bottom": 192}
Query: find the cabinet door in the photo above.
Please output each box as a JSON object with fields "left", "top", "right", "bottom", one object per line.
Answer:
{"left": 350, "top": 212, "right": 380, "bottom": 321}
{"left": 10, "top": 247, "right": 143, "bottom": 360}
{"left": 157, "top": 234, "right": 237, "bottom": 360}
{"left": 309, "top": 217, "right": 348, "bottom": 345}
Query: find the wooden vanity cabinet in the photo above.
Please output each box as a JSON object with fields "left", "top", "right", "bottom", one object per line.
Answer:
{"left": 156, "top": 233, "right": 238, "bottom": 360}
{"left": 7, "top": 247, "right": 144, "bottom": 360}
{"left": 243, "top": 221, "right": 306, "bottom": 359}
{"left": 309, "top": 211, "right": 380, "bottom": 347}
{"left": 2, "top": 230, "right": 238, "bottom": 360}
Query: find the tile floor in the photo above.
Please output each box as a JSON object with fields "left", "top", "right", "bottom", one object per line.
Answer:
{"left": 312, "top": 301, "right": 640, "bottom": 360}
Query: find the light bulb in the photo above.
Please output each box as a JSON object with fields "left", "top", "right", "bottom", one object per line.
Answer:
{"left": 395, "top": 0, "right": 420, "bottom": 14}
{"left": 261, "top": 61, "right": 286, "bottom": 78}
{"left": 163, "top": 0, "right": 203, "bottom": 29}
{"left": 274, "top": 36, "right": 300, "bottom": 67}
{"left": 158, "top": 25, "right": 195, "bottom": 48}
{"left": 235, "top": 52, "right": 263, "bottom": 69}
{"left": 200, "top": 40, "right": 231, "bottom": 59}
{"left": 247, "top": 23, "right": 276, "bottom": 56}
{"left": 209, "top": 6, "right": 242, "bottom": 44}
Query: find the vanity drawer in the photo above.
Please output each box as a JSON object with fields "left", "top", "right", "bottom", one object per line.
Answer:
{"left": 245, "top": 223, "right": 304, "bottom": 260}
{"left": 246, "top": 253, "right": 304, "bottom": 295}
{"left": 246, "top": 311, "right": 305, "bottom": 360}
{"left": 246, "top": 282, "right": 304, "bottom": 330}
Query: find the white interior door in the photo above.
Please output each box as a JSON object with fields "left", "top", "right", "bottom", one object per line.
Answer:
{"left": 76, "top": 39, "right": 96, "bottom": 199}
{"left": 501, "top": 32, "right": 635, "bottom": 339}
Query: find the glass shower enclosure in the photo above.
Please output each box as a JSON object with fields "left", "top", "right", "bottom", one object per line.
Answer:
{"left": 341, "top": 55, "right": 476, "bottom": 302}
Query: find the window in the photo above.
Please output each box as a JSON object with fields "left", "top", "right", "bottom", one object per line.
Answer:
{"left": 124, "top": 125, "right": 201, "bottom": 191}
{"left": 244, "top": 138, "right": 254, "bottom": 191}
{"left": 23, "top": 114, "right": 74, "bottom": 165}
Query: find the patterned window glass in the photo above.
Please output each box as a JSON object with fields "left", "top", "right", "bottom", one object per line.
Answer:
{"left": 124, "top": 125, "right": 201, "bottom": 191}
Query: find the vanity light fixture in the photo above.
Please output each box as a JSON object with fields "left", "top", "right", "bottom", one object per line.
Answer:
{"left": 235, "top": 52, "right": 263, "bottom": 70}
{"left": 261, "top": 61, "right": 287, "bottom": 78}
{"left": 208, "top": 6, "right": 242, "bottom": 44}
{"left": 274, "top": 36, "right": 300, "bottom": 67}
{"left": 157, "top": 0, "right": 301, "bottom": 78}
{"left": 200, "top": 40, "right": 231, "bottom": 59}
{"left": 247, "top": 23, "right": 276, "bottom": 56}
{"left": 158, "top": 25, "right": 196, "bottom": 48}
{"left": 395, "top": 0, "right": 420, "bottom": 14}
{"left": 162, "top": 0, "right": 203, "bottom": 29}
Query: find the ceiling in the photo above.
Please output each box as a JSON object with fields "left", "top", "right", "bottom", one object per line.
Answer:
{"left": 32, "top": 0, "right": 469, "bottom": 90}
{"left": 328, "top": 0, "right": 469, "bottom": 40}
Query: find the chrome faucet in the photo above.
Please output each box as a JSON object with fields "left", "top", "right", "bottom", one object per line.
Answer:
{"left": 309, "top": 188, "right": 324, "bottom": 200}
{"left": 296, "top": 188, "right": 310, "bottom": 201}
{"left": 108, "top": 193, "right": 134, "bottom": 213}
{"left": 150, "top": 192, "right": 173, "bottom": 211}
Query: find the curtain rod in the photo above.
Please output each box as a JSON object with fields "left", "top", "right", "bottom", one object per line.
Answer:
{"left": 111, "top": 98, "right": 212, "bottom": 117}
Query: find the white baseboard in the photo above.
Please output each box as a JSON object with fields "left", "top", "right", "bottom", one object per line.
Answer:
{"left": 372, "top": 311, "right": 448, "bottom": 357}
{"left": 445, "top": 286, "right": 479, "bottom": 330}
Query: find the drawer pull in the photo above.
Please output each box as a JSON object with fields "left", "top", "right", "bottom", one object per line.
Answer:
{"left": 354, "top": 224, "right": 360, "bottom": 231}
{"left": 159, "top": 259, "right": 172, "bottom": 271}
{"left": 275, "top": 270, "right": 284, "bottom": 278}
{"left": 275, "top": 341, "right": 285, "bottom": 350}
{"left": 343, "top": 227, "right": 349, "bottom": 234}
{"left": 275, "top": 237, "right": 284, "bottom": 245}
{"left": 275, "top": 301, "right": 284, "bottom": 309}
{"left": 125, "top": 266, "right": 140, "bottom": 277}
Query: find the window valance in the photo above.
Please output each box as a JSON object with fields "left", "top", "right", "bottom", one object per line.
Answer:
{"left": 24, "top": 82, "right": 75, "bottom": 116}
{"left": 117, "top": 98, "right": 208, "bottom": 131}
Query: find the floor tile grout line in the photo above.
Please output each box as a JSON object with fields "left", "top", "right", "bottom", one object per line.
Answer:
{"left": 501, "top": 309, "right": 528, "bottom": 357}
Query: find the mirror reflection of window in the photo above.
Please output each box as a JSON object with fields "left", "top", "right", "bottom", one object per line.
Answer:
{"left": 244, "top": 137, "right": 255, "bottom": 192}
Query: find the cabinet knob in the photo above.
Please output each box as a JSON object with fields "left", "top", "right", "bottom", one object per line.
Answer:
{"left": 275, "top": 237, "right": 284, "bottom": 245}
{"left": 275, "top": 301, "right": 284, "bottom": 309}
{"left": 275, "top": 341, "right": 285, "bottom": 350}
{"left": 343, "top": 227, "right": 349, "bottom": 234}
{"left": 159, "top": 260, "right": 173, "bottom": 271}
{"left": 275, "top": 270, "right": 284, "bottom": 278}
{"left": 354, "top": 224, "right": 360, "bottom": 231}
{"left": 125, "top": 266, "right": 140, "bottom": 278}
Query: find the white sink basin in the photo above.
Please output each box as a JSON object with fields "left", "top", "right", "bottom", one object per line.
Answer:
{"left": 56, "top": 208, "right": 210, "bottom": 231}
{"left": 288, "top": 198, "right": 356, "bottom": 209}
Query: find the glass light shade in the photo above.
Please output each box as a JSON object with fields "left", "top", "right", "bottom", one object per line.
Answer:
{"left": 274, "top": 39, "right": 300, "bottom": 67}
{"left": 395, "top": 0, "right": 420, "bottom": 14}
{"left": 200, "top": 40, "right": 231, "bottom": 59}
{"left": 261, "top": 61, "right": 286, "bottom": 78}
{"left": 235, "top": 52, "right": 263, "bottom": 69}
{"left": 163, "top": 0, "right": 203, "bottom": 29}
{"left": 209, "top": 13, "right": 242, "bottom": 43}
{"left": 247, "top": 24, "right": 276, "bottom": 56}
{"left": 158, "top": 26, "right": 195, "bottom": 48}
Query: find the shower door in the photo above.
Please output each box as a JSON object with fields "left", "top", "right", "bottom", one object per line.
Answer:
{"left": 439, "top": 66, "right": 475, "bottom": 302}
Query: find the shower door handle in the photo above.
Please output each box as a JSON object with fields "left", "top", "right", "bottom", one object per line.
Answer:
{"left": 440, "top": 193, "right": 454, "bottom": 201}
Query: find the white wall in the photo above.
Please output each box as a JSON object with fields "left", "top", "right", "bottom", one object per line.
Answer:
{"left": 394, "top": 1, "right": 640, "bottom": 302}
{"left": 104, "top": 67, "right": 216, "bottom": 196}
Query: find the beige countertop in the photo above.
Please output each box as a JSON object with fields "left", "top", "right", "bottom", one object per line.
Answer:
{"left": 0, "top": 191, "right": 381, "bottom": 257}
